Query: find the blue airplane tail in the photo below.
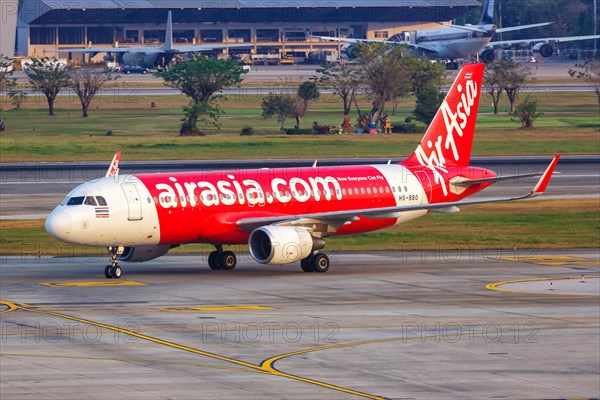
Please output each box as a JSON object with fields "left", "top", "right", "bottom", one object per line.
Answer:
{"left": 479, "top": 0, "right": 494, "bottom": 24}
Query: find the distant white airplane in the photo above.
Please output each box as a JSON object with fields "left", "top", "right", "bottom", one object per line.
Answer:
{"left": 311, "top": 0, "right": 599, "bottom": 63}
{"left": 45, "top": 11, "right": 251, "bottom": 68}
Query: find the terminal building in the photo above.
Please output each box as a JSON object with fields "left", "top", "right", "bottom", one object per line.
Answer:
{"left": 16, "top": 0, "right": 481, "bottom": 63}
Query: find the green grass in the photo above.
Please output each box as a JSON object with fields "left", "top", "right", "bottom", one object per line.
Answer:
{"left": 0, "top": 92, "right": 598, "bottom": 162}
{"left": 1, "top": 199, "right": 597, "bottom": 256}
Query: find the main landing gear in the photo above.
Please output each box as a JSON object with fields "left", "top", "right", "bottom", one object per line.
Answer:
{"left": 105, "top": 246, "right": 123, "bottom": 279}
{"left": 300, "top": 253, "right": 330, "bottom": 273}
{"left": 208, "top": 245, "right": 237, "bottom": 271}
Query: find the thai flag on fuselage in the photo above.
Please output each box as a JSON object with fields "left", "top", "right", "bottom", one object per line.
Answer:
{"left": 95, "top": 207, "right": 109, "bottom": 218}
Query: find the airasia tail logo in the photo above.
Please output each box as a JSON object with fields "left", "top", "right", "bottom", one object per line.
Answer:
{"left": 414, "top": 77, "right": 478, "bottom": 196}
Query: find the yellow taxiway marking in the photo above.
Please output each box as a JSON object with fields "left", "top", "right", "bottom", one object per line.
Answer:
{"left": 0, "top": 299, "right": 384, "bottom": 400}
{"left": 486, "top": 276, "right": 600, "bottom": 296}
{"left": 158, "top": 305, "right": 274, "bottom": 312}
{"left": 38, "top": 281, "right": 148, "bottom": 287}
{"left": 494, "top": 256, "right": 599, "bottom": 266}
{"left": 0, "top": 300, "right": 19, "bottom": 314}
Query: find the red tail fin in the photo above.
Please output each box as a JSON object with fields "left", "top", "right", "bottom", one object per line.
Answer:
{"left": 403, "top": 63, "right": 485, "bottom": 168}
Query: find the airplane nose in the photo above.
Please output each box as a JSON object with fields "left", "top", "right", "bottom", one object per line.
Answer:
{"left": 45, "top": 211, "right": 72, "bottom": 242}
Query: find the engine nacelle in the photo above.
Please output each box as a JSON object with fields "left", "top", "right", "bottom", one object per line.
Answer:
{"left": 119, "top": 245, "right": 171, "bottom": 263}
{"left": 532, "top": 42, "right": 553, "bottom": 58}
{"left": 248, "top": 226, "right": 324, "bottom": 265}
{"left": 341, "top": 43, "right": 360, "bottom": 60}
{"left": 103, "top": 54, "right": 115, "bottom": 62}
{"left": 478, "top": 48, "right": 495, "bottom": 64}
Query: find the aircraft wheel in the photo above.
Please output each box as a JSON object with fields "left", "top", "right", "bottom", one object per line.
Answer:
{"left": 105, "top": 265, "right": 113, "bottom": 279}
{"left": 221, "top": 251, "right": 237, "bottom": 270}
{"left": 312, "top": 253, "right": 330, "bottom": 273}
{"left": 301, "top": 256, "right": 315, "bottom": 272}
{"left": 208, "top": 251, "right": 222, "bottom": 270}
{"left": 110, "top": 265, "right": 122, "bottom": 279}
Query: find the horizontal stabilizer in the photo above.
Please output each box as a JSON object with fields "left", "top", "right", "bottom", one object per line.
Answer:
{"left": 452, "top": 172, "right": 551, "bottom": 187}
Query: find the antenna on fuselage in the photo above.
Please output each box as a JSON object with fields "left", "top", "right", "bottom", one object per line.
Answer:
{"left": 312, "top": 160, "right": 318, "bottom": 168}
{"left": 106, "top": 152, "right": 121, "bottom": 177}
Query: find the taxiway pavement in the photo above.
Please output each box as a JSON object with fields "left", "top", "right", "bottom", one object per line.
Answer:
{"left": 1, "top": 250, "right": 599, "bottom": 399}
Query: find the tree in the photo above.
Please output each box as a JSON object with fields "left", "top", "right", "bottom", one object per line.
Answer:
{"left": 314, "top": 64, "right": 363, "bottom": 115}
{"left": 483, "top": 62, "right": 505, "bottom": 114}
{"left": 406, "top": 58, "right": 446, "bottom": 125}
{"left": 293, "top": 81, "right": 320, "bottom": 127}
{"left": 156, "top": 56, "right": 247, "bottom": 135}
{"left": 8, "top": 90, "right": 26, "bottom": 109}
{"left": 24, "top": 58, "right": 71, "bottom": 116}
{"left": 413, "top": 84, "right": 444, "bottom": 125}
{"left": 70, "top": 65, "right": 118, "bottom": 117}
{"left": 261, "top": 94, "right": 296, "bottom": 130}
{"left": 500, "top": 60, "right": 533, "bottom": 114}
{"left": 0, "top": 54, "right": 16, "bottom": 131}
{"left": 482, "top": 60, "right": 533, "bottom": 115}
{"left": 513, "top": 95, "right": 542, "bottom": 129}
{"left": 569, "top": 58, "right": 600, "bottom": 115}
{"left": 356, "top": 43, "right": 411, "bottom": 130}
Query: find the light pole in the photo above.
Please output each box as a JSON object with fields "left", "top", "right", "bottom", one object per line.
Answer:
{"left": 594, "top": 0, "right": 598, "bottom": 57}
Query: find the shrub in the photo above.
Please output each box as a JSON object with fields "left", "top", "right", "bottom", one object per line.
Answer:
{"left": 240, "top": 126, "right": 254, "bottom": 136}
{"left": 284, "top": 128, "right": 314, "bottom": 135}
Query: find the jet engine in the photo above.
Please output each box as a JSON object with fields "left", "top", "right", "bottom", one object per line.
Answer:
{"left": 532, "top": 42, "right": 553, "bottom": 58}
{"left": 103, "top": 53, "right": 115, "bottom": 62}
{"left": 248, "top": 226, "right": 325, "bottom": 265}
{"left": 341, "top": 43, "right": 360, "bottom": 60}
{"left": 478, "top": 48, "right": 495, "bottom": 64}
{"left": 119, "top": 245, "right": 171, "bottom": 263}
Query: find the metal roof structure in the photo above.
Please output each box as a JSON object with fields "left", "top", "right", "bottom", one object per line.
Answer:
{"left": 19, "top": 0, "right": 481, "bottom": 24}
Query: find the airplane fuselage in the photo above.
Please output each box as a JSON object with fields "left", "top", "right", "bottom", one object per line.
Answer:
{"left": 46, "top": 163, "right": 494, "bottom": 248}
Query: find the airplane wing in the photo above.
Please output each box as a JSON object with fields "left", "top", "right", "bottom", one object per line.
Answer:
{"left": 488, "top": 34, "right": 600, "bottom": 49}
{"left": 170, "top": 43, "right": 253, "bottom": 52}
{"left": 237, "top": 155, "right": 560, "bottom": 233}
{"left": 45, "top": 47, "right": 132, "bottom": 53}
{"left": 309, "top": 35, "right": 439, "bottom": 53}
{"left": 495, "top": 22, "right": 553, "bottom": 34}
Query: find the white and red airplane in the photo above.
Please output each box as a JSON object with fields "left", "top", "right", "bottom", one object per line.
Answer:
{"left": 45, "top": 63, "right": 559, "bottom": 279}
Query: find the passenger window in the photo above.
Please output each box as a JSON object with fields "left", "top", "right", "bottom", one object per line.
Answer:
{"left": 148, "top": 197, "right": 152, "bottom": 204}
{"left": 404, "top": 186, "right": 408, "bottom": 192}
{"left": 367, "top": 187, "right": 371, "bottom": 194}
{"left": 67, "top": 196, "right": 85, "bottom": 206}
{"left": 398, "top": 186, "right": 402, "bottom": 193}
{"left": 153, "top": 197, "right": 158, "bottom": 204}
{"left": 360, "top": 188, "right": 365, "bottom": 194}
{"left": 385, "top": 187, "right": 390, "bottom": 193}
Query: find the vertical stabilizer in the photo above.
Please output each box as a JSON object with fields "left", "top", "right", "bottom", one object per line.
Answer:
{"left": 164, "top": 11, "right": 173, "bottom": 51}
{"left": 403, "top": 63, "right": 485, "bottom": 168}
{"left": 479, "top": 0, "right": 495, "bottom": 24}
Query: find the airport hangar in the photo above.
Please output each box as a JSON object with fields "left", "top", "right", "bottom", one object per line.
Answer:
{"left": 16, "top": 0, "right": 481, "bottom": 64}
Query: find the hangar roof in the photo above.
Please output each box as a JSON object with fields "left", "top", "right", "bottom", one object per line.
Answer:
{"left": 31, "top": 0, "right": 480, "bottom": 8}
{"left": 20, "top": 0, "right": 481, "bottom": 24}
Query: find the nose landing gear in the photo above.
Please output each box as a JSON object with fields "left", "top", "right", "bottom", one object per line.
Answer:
{"left": 105, "top": 246, "right": 124, "bottom": 279}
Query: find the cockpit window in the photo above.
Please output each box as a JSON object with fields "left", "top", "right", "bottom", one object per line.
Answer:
{"left": 66, "top": 196, "right": 85, "bottom": 206}
{"left": 96, "top": 196, "right": 107, "bottom": 206}
{"left": 84, "top": 196, "right": 97, "bottom": 206}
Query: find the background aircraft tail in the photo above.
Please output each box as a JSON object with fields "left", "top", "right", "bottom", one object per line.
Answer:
{"left": 403, "top": 63, "right": 485, "bottom": 168}
{"left": 164, "top": 11, "right": 174, "bottom": 51}
{"left": 479, "top": 0, "right": 494, "bottom": 24}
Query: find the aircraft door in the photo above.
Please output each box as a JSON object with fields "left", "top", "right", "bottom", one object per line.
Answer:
{"left": 121, "top": 183, "right": 143, "bottom": 221}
